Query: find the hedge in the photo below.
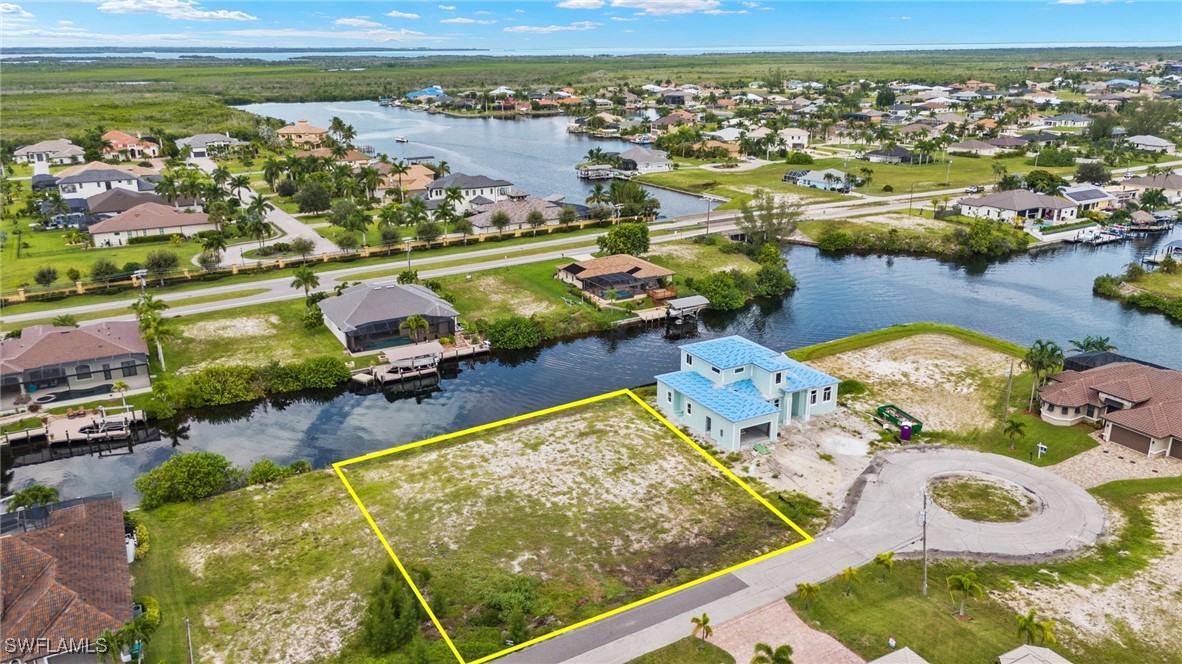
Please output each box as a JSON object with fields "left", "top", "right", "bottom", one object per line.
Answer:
{"left": 166, "top": 356, "right": 351, "bottom": 409}
{"left": 128, "top": 234, "right": 185, "bottom": 245}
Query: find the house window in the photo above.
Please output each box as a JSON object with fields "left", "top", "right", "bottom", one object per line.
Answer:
{"left": 774, "top": 373, "right": 782, "bottom": 384}
{"left": 75, "top": 365, "right": 92, "bottom": 380}
{"left": 1086, "top": 405, "right": 1095, "bottom": 418}
{"left": 773, "top": 398, "right": 781, "bottom": 408}
{"left": 1061, "top": 406, "right": 1068, "bottom": 415}
{"left": 666, "top": 390, "right": 672, "bottom": 404}
{"left": 810, "top": 390, "right": 817, "bottom": 405}
{"left": 1045, "top": 403, "right": 1053, "bottom": 412}
{"left": 734, "top": 367, "right": 744, "bottom": 374}
{"left": 1074, "top": 407, "right": 1081, "bottom": 415}
{"left": 686, "top": 402, "right": 693, "bottom": 414}
{"left": 120, "top": 360, "right": 138, "bottom": 377}
{"left": 102, "top": 364, "right": 112, "bottom": 380}
{"left": 685, "top": 354, "right": 693, "bottom": 365}
{"left": 711, "top": 366, "right": 721, "bottom": 375}
{"left": 823, "top": 386, "right": 832, "bottom": 401}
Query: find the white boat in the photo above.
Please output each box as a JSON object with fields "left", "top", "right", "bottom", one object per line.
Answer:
{"left": 395, "top": 136, "right": 409, "bottom": 143}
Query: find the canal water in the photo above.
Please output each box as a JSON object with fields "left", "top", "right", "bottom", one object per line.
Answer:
{"left": 235, "top": 101, "right": 717, "bottom": 219}
{"left": 7, "top": 226, "right": 1179, "bottom": 504}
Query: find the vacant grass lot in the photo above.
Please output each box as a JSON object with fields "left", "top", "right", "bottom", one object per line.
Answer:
{"left": 787, "top": 477, "right": 1182, "bottom": 664}
{"left": 1135, "top": 269, "right": 1182, "bottom": 299}
{"left": 929, "top": 476, "right": 1036, "bottom": 523}
{"left": 627, "top": 638, "right": 735, "bottom": 664}
{"left": 636, "top": 165, "right": 852, "bottom": 208}
{"left": 342, "top": 394, "right": 805, "bottom": 662}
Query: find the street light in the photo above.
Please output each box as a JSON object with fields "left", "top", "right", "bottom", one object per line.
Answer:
{"left": 404, "top": 237, "right": 413, "bottom": 270}
{"left": 945, "top": 158, "right": 953, "bottom": 186}
{"left": 916, "top": 490, "right": 929, "bottom": 597}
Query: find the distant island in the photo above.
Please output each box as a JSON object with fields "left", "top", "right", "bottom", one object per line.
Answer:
{"left": 4, "top": 46, "right": 489, "bottom": 54}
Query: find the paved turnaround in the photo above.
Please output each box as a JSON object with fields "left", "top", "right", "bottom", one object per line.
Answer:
{"left": 504, "top": 448, "right": 1106, "bottom": 663}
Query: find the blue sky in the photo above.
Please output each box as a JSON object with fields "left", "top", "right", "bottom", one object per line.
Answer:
{"left": 1, "top": 1, "right": 1179, "bottom": 51}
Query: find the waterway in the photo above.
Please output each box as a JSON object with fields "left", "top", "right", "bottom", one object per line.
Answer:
{"left": 236, "top": 101, "right": 713, "bottom": 219}
{"left": 6, "top": 226, "right": 1179, "bottom": 504}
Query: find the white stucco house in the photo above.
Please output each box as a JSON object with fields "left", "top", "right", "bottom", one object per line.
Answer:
{"left": 88, "top": 203, "right": 214, "bottom": 247}
{"left": 57, "top": 167, "right": 150, "bottom": 198}
{"left": 656, "top": 336, "right": 839, "bottom": 452}
{"left": 1126, "top": 135, "right": 1175, "bottom": 154}
{"left": 778, "top": 127, "right": 810, "bottom": 149}
{"left": 13, "top": 139, "right": 85, "bottom": 165}
{"left": 959, "top": 190, "right": 1078, "bottom": 224}
{"left": 425, "top": 172, "right": 514, "bottom": 213}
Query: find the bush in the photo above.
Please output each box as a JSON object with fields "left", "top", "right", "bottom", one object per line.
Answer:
{"left": 275, "top": 179, "right": 297, "bottom": 197}
{"left": 122, "top": 262, "right": 143, "bottom": 274}
{"left": 755, "top": 264, "right": 796, "bottom": 297}
{"left": 596, "top": 222, "right": 650, "bottom": 256}
{"left": 839, "top": 379, "right": 867, "bottom": 396}
{"left": 784, "top": 151, "right": 814, "bottom": 165}
{"left": 133, "top": 523, "right": 150, "bottom": 558}
{"left": 247, "top": 459, "right": 293, "bottom": 486}
{"left": 817, "top": 228, "right": 854, "bottom": 252}
{"left": 302, "top": 306, "right": 324, "bottom": 329}
{"left": 694, "top": 270, "right": 747, "bottom": 310}
{"left": 1028, "top": 147, "right": 1075, "bottom": 167}
{"left": 135, "top": 596, "right": 162, "bottom": 630}
{"left": 289, "top": 460, "right": 312, "bottom": 474}
{"left": 881, "top": 184, "right": 894, "bottom": 192}
{"left": 362, "top": 562, "right": 419, "bottom": 653}
{"left": 486, "top": 315, "right": 544, "bottom": 349}
{"left": 175, "top": 365, "right": 260, "bottom": 408}
{"left": 134, "top": 451, "right": 239, "bottom": 509}
{"left": 127, "top": 234, "right": 179, "bottom": 245}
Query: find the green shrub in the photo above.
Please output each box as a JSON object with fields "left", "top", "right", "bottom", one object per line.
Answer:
{"left": 133, "top": 451, "right": 239, "bottom": 509}
{"left": 175, "top": 365, "right": 261, "bottom": 408}
{"left": 247, "top": 459, "right": 293, "bottom": 485}
{"left": 817, "top": 229, "right": 854, "bottom": 252}
{"left": 694, "top": 270, "right": 747, "bottom": 310}
{"left": 288, "top": 356, "right": 350, "bottom": 389}
{"left": 838, "top": 379, "right": 868, "bottom": 396}
{"left": 289, "top": 460, "right": 312, "bottom": 474}
{"left": 486, "top": 315, "right": 544, "bottom": 349}
{"left": 362, "top": 562, "right": 419, "bottom": 653}
{"left": 784, "top": 151, "right": 814, "bottom": 165}
{"left": 881, "top": 184, "right": 894, "bottom": 192}
{"left": 135, "top": 596, "right": 162, "bottom": 630}
{"left": 127, "top": 234, "right": 182, "bottom": 245}
{"left": 133, "top": 523, "right": 150, "bottom": 558}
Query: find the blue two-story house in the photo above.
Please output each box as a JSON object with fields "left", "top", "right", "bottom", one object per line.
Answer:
{"left": 655, "top": 336, "right": 840, "bottom": 451}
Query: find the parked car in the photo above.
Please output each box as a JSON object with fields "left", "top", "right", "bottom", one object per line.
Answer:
{"left": 132, "top": 269, "right": 148, "bottom": 279}
{"left": 964, "top": 185, "right": 984, "bottom": 194}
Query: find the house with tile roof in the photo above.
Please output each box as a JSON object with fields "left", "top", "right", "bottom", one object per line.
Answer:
{"left": 557, "top": 254, "right": 673, "bottom": 301}
{"left": 0, "top": 322, "right": 149, "bottom": 409}
{"left": 959, "top": 190, "right": 1077, "bottom": 224}
{"left": 1038, "top": 362, "right": 1182, "bottom": 458}
{"left": 425, "top": 172, "right": 513, "bottom": 212}
{"left": 0, "top": 496, "right": 135, "bottom": 662}
{"left": 101, "top": 130, "right": 160, "bottom": 161}
{"left": 277, "top": 119, "right": 329, "bottom": 146}
{"left": 13, "top": 139, "right": 85, "bottom": 166}
{"left": 317, "top": 283, "right": 459, "bottom": 353}
{"left": 1059, "top": 184, "right": 1116, "bottom": 212}
{"left": 656, "top": 336, "right": 839, "bottom": 451}
{"left": 469, "top": 197, "right": 565, "bottom": 234}
{"left": 175, "top": 132, "right": 247, "bottom": 158}
{"left": 57, "top": 166, "right": 150, "bottom": 199}
{"left": 1116, "top": 173, "right": 1182, "bottom": 204}
{"left": 88, "top": 203, "right": 214, "bottom": 247}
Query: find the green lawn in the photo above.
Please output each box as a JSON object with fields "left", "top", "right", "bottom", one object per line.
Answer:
{"left": 1136, "top": 269, "right": 1182, "bottom": 299}
{"left": 343, "top": 394, "right": 804, "bottom": 662}
{"left": 636, "top": 164, "right": 853, "bottom": 209}
{"left": 928, "top": 476, "right": 1035, "bottom": 523}
{"left": 787, "top": 476, "right": 1182, "bottom": 664}
{"left": 812, "top": 155, "right": 1070, "bottom": 198}
{"left": 6, "top": 289, "right": 272, "bottom": 330}
{"left": 627, "top": 638, "right": 735, "bottom": 664}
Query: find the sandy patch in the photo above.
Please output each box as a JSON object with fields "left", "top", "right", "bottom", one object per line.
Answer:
{"left": 645, "top": 243, "right": 701, "bottom": 260}
{"left": 995, "top": 495, "right": 1182, "bottom": 653}
{"left": 1048, "top": 439, "right": 1182, "bottom": 488}
{"left": 844, "top": 212, "right": 953, "bottom": 233}
{"left": 712, "top": 600, "right": 864, "bottom": 664}
{"left": 731, "top": 184, "right": 810, "bottom": 205}
{"left": 184, "top": 314, "right": 279, "bottom": 341}
{"left": 809, "top": 334, "right": 1013, "bottom": 433}
{"left": 472, "top": 275, "right": 554, "bottom": 317}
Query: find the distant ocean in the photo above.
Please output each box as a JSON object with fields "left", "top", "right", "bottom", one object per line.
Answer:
{"left": 2, "top": 42, "right": 1178, "bottom": 61}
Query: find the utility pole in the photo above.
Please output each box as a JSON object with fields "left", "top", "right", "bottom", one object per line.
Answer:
{"left": 908, "top": 183, "right": 916, "bottom": 214}
{"left": 183, "top": 616, "right": 194, "bottom": 664}
{"left": 1002, "top": 358, "right": 1015, "bottom": 433}
{"left": 918, "top": 492, "right": 929, "bottom": 597}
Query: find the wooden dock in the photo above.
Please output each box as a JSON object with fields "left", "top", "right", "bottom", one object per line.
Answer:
{"left": 2, "top": 408, "right": 148, "bottom": 447}
{"left": 349, "top": 341, "right": 491, "bottom": 386}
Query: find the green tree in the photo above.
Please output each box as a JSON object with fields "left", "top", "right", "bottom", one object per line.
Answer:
{"left": 1023, "top": 170, "right": 1068, "bottom": 194}
{"left": 1068, "top": 335, "right": 1115, "bottom": 352}
{"left": 197, "top": 251, "right": 222, "bottom": 272}
{"left": 1120, "top": 98, "right": 1179, "bottom": 137}
{"left": 52, "top": 314, "right": 79, "bottom": 328}
{"left": 690, "top": 613, "right": 713, "bottom": 643}
{"left": 840, "top": 566, "right": 861, "bottom": 596}
{"left": 559, "top": 205, "right": 578, "bottom": 226}
{"left": 415, "top": 220, "right": 443, "bottom": 243}
{"left": 291, "top": 236, "right": 316, "bottom": 262}
{"left": 1139, "top": 188, "right": 1169, "bottom": 211}
{"left": 486, "top": 315, "right": 543, "bottom": 349}
{"left": 795, "top": 582, "right": 819, "bottom": 610}
{"left": 94, "top": 628, "right": 123, "bottom": 664}
{"left": 695, "top": 271, "right": 746, "bottom": 310}
{"left": 10, "top": 484, "right": 61, "bottom": 509}
{"left": 751, "top": 642, "right": 794, "bottom": 664}
{"left": 400, "top": 314, "right": 430, "bottom": 343}
{"left": 133, "top": 451, "right": 237, "bottom": 509}
{"left": 1016, "top": 608, "right": 1056, "bottom": 645}
{"left": 295, "top": 179, "right": 332, "bottom": 214}
{"left": 875, "top": 88, "right": 896, "bottom": 109}
{"left": 736, "top": 190, "right": 802, "bottom": 246}
{"left": 452, "top": 216, "right": 474, "bottom": 245}
{"left": 337, "top": 231, "right": 361, "bottom": 253}
{"left": 202, "top": 233, "right": 228, "bottom": 254}
{"left": 91, "top": 257, "right": 120, "bottom": 283}
{"left": 112, "top": 380, "right": 131, "bottom": 408}
{"left": 491, "top": 210, "right": 513, "bottom": 238}
{"left": 290, "top": 266, "right": 320, "bottom": 297}
{"left": 1074, "top": 162, "right": 1110, "bottom": 185}
{"left": 129, "top": 293, "right": 169, "bottom": 322}
{"left": 873, "top": 551, "right": 895, "bottom": 580}
{"left": 1004, "top": 418, "right": 1027, "bottom": 451}
{"left": 997, "top": 173, "right": 1024, "bottom": 191}
{"left": 140, "top": 313, "right": 175, "bottom": 370}
{"left": 34, "top": 266, "right": 59, "bottom": 290}
{"left": 1022, "top": 339, "right": 1064, "bottom": 410}
{"left": 946, "top": 571, "right": 985, "bottom": 617}
{"left": 596, "top": 222, "right": 650, "bottom": 256}
{"left": 526, "top": 208, "right": 547, "bottom": 236}
{"left": 144, "top": 250, "right": 179, "bottom": 285}
{"left": 329, "top": 200, "right": 360, "bottom": 226}
{"left": 507, "top": 605, "right": 529, "bottom": 645}
{"left": 361, "top": 562, "right": 418, "bottom": 653}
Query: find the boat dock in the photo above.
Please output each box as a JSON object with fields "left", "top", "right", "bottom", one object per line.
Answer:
{"left": 1, "top": 407, "right": 148, "bottom": 446}
{"left": 576, "top": 164, "right": 616, "bottom": 180}
{"left": 350, "top": 341, "right": 491, "bottom": 386}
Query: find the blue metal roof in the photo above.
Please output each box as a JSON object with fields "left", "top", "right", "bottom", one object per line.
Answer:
{"left": 656, "top": 370, "right": 779, "bottom": 422}
{"left": 781, "top": 362, "right": 840, "bottom": 392}
{"left": 681, "top": 336, "right": 796, "bottom": 372}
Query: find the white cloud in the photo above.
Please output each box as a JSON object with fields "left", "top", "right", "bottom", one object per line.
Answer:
{"left": 335, "top": 17, "right": 382, "bottom": 28}
{"left": 1053, "top": 0, "right": 1086, "bottom": 4}
{"left": 474, "top": 10, "right": 492, "bottom": 14}
{"left": 385, "top": 10, "right": 421, "bottom": 19}
{"left": 438, "top": 4, "right": 456, "bottom": 9}
{"left": 504, "top": 20, "right": 600, "bottom": 33}
{"left": 703, "top": 8, "right": 746, "bottom": 14}
{"left": 0, "top": 3, "right": 33, "bottom": 19}
{"left": 515, "top": 8, "right": 526, "bottom": 12}
{"left": 610, "top": 16, "right": 638, "bottom": 21}
{"left": 557, "top": 0, "right": 604, "bottom": 8}
{"left": 741, "top": 1, "right": 759, "bottom": 6}
{"left": 609, "top": 0, "right": 721, "bottom": 16}
{"left": 899, "top": 15, "right": 911, "bottom": 20}
{"left": 223, "top": 27, "right": 430, "bottom": 42}
{"left": 441, "top": 17, "right": 496, "bottom": 24}
{"left": 97, "top": 0, "right": 256, "bottom": 21}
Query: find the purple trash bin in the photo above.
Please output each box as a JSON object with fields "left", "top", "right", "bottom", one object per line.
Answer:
{"left": 901, "top": 424, "right": 912, "bottom": 441}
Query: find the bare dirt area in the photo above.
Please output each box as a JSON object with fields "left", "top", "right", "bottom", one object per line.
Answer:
{"left": 645, "top": 242, "right": 701, "bottom": 260}
{"left": 743, "top": 407, "right": 879, "bottom": 509}
{"left": 712, "top": 600, "right": 863, "bottom": 664}
{"left": 184, "top": 314, "right": 279, "bottom": 340}
{"left": 809, "top": 334, "right": 1013, "bottom": 434}
{"left": 731, "top": 184, "right": 814, "bottom": 205}
{"left": 844, "top": 212, "right": 955, "bottom": 233}
{"left": 995, "top": 494, "right": 1182, "bottom": 655}
{"left": 1048, "top": 438, "right": 1182, "bottom": 488}
{"left": 472, "top": 275, "right": 555, "bottom": 317}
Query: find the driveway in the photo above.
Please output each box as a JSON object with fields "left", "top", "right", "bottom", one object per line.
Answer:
{"left": 504, "top": 447, "right": 1105, "bottom": 663}
{"left": 218, "top": 202, "right": 338, "bottom": 267}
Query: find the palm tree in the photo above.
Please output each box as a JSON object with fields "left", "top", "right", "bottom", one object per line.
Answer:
{"left": 246, "top": 193, "right": 275, "bottom": 220}
{"left": 290, "top": 266, "right": 320, "bottom": 297}
{"left": 359, "top": 166, "right": 382, "bottom": 201}
{"left": 405, "top": 197, "right": 429, "bottom": 227}
{"left": 795, "top": 582, "right": 819, "bottom": 610}
{"left": 690, "top": 613, "right": 713, "bottom": 643}
{"left": 946, "top": 571, "right": 984, "bottom": 617}
{"left": 586, "top": 182, "right": 609, "bottom": 206}
{"left": 211, "top": 165, "right": 231, "bottom": 191}
{"left": 1023, "top": 339, "right": 1064, "bottom": 410}
{"left": 751, "top": 642, "right": 794, "bottom": 664}
{"left": 874, "top": 551, "right": 895, "bottom": 580}
{"left": 858, "top": 167, "right": 874, "bottom": 192}
{"left": 242, "top": 216, "right": 270, "bottom": 250}
{"left": 229, "top": 174, "right": 252, "bottom": 198}
{"left": 1004, "top": 418, "right": 1027, "bottom": 451}
{"left": 399, "top": 314, "right": 430, "bottom": 343}
{"left": 1139, "top": 188, "right": 1168, "bottom": 211}
{"left": 339, "top": 123, "right": 357, "bottom": 145}
{"left": 992, "top": 162, "right": 1008, "bottom": 184}
{"left": 387, "top": 160, "right": 410, "bottom": 202}
{"left": 1016, "top": 608, "right": 1051, "bottom": 645}
{"left": 1068, "top": 335, "right": 1116, "bottom": 352}
{"left": 329, "top": 116, "right": 347, "bottom": 141}
{"left": 129, "top": 294, "right": 169, "bottom": 322}
{"left": 140, "top": 313, "right": 175, "bottom": 371}
{"left": 94, "top": 628, "right": 123, "bottom": 664}
{"left": 262, "top": 157, "right": 282, "bottom": 188}
{"left": 840, "top": 566, "right": 861, "bottom": 596}
{"left": 202, "top": 233, "right": 228, "bottom": 253}
{"left": 112, "top": 380, "right": 130, "bottom": 408}
{"left": 52, "top": 314, "right": 79, "bottom": 327}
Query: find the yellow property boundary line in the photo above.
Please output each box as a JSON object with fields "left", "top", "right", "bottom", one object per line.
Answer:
{"left": 334, "top": 388, "right": 815, "bottom": 664}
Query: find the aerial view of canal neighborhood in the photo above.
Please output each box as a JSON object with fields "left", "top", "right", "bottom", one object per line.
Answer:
{"left": 2, "top": 2, "right": 1182, "bottom": 663}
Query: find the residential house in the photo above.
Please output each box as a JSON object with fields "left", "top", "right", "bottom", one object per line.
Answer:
{"left": 1044, "top": 113, "right": 1092, "bottom": 128}
{"left": 88, "top": 202, "right": 214, "bottom": 247}
{"left": 374, "top": 162, "right": 435, "bottom": 200}
{"left": 705, "top": 127, "right": 745, "bottom": 143}
{"left": 663, "top": 91, "right": 694, "bottom": 106}
{"left": 295, "top": 147, "right": 373, "bottom": 166}
{"left": 778, "top": 127, "right": 810, "bottom": 149}
{"left": 784, "top": 168, "right": 852, "bottom": 192}
{"left": 947, "top": 139, "right": 1001, "bottom": 156}
{"left": 959, "top": 190, "right": 1077, "bottom": 224}
{"left": 845, "top": 109, "right": 885, "bottom": 123}
{"left": 0, "top": 321, "right": 150, "bottom": 408}
{"left": 1059, "top": 184, "right": 1117, "bottom": 212}
{"left": 0, "top": 496, "right": 135, "bottom": 662}
{"left": 57, "top": 166, "right": 151, "bottom": 198}
{"left": 1021, "top": 131, "right": 1062, "bottom": 146}
{"left": 176, "top": 133, "right": 246, "bottom": 158}
{"left": 557, "top": 254, "right": 674, "bottom": 300}
{"left": 896, "top": 123, "right": 942, "bottom": 140}
{"left": 997, "top": 645, "right": 1073, "bottom": 664}
{"left": 1118, "top": 173, "right": 1182, "bottom": 204}
{"left": 85, "top": 188, "right": 167, "bottom": 220}
{"left": 277, "top": 120, "right": 329, "bottom": 146}
{"left": 864, "top": 147, "right": 928, "bottom": 165}
{"left": 618, "top": 146, "right": 673, "bottom": 174}
{"left": 317, "top": 283, "right": 459, "bottom": 353}
{"left": 988, "top": 136, "right": 1028, "bottom": 150}
{"left": 468, "top": 196, "right": 565, "bottom": 235}
{"left": 425, "top": 172, "right": 513, "bottom": 212}
{"left": 13, "top": 139, "right": 84, "bottom": 165}
{"left": 1038, "top": 362, "right": 1182, "bottom": 458}
{"left": 101, "top": 130, "right": 160, "bottom": 161}
{"left": 405, "top": 85, "right": 444, "bottom": 99}
{"left": 1126, "top": 135, "right": 1176, "bottom": 154}
{"left": 655, "top": 336, "right": 839, "bottom": 451}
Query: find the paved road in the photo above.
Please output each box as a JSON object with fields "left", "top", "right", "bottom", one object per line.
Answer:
{"left": 504, "top": 448, "right": 1105, "bottom": 663}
